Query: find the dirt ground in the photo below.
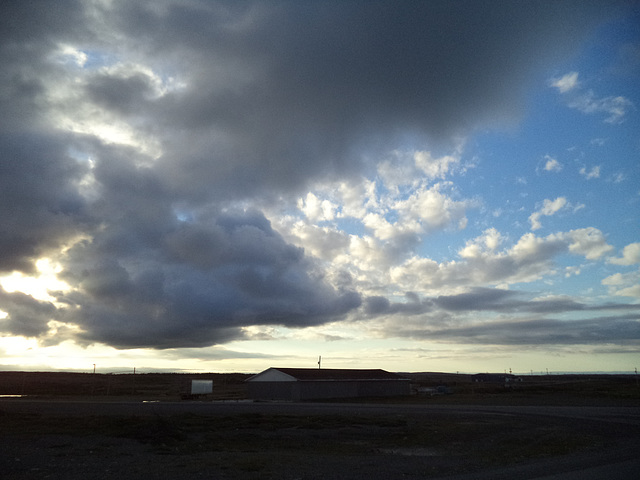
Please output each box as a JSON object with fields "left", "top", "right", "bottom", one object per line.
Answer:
{"left": 1, "top": 372, "right": 639, "bottom": 479}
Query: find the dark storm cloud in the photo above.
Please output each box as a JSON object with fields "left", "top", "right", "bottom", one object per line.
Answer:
{"left": 0, "top": 1, "right": 625, "bottom": 349}
{"left": 85, "top": 71, "right": 159, "bottom": 115}
{"left": 124, "top": 0, "right": 615, "bottom": 198}
{"left": 0, "top": 288, "right": 56, "bottom": 337}
{"left": 8, "top": 0, "right": 608, "bottom": 201}
{"left": 0, "top": 132, "right": 91, "bottom": 273}
{"left": 0, "top": 0, "right": 94, "bottom": 274}
{"left": 55, "top": 209, "right": 361, "bottom": 349}
{"left": 0, "top": 0, "right": 88, "bottom": 130}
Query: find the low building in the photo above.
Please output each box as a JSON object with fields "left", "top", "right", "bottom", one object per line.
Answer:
{"left": 181, "top": 378, "right": 214, "bottom": 399}
{"left": 246, "top": 367, "right": 411, "bottom": 401}
{"left": 190, "top": 379, "right": 213, "bottom": 395}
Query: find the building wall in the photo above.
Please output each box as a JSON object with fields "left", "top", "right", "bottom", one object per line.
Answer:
{"left": 356, "top": 379, "right": 410, "bottom": 398}
{"left": 247, "top": 381, "right": 297, "bottom": 401}
{"left": 247, "top": 380, "right": 410, "bottom": 401}
{"left": 297, "top": 381, "right": 358, "bottom": 400}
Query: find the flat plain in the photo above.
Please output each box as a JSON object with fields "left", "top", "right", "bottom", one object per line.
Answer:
{"left": 1, "top": 372, "right": 639, "bottom": 479}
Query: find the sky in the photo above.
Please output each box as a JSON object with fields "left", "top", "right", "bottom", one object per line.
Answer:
{"left": 1, "top": 0, "right": 639, "bottom": 374}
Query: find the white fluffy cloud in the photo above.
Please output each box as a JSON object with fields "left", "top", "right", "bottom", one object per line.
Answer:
{"left": 298, "top": 192, "right": 337, "bottom": 222}
{"left": 549, "top": 72, "right": 579, "bottom": 93}
{"left": 376, "top": 149, "right": 465, "bottom": 192}
{"left": 459, "top": 228, "right": 503, "bottom": 258}
{"left": 579, "top": 165, "right": 601, "bottom": 179}
{"left": 393, "top": 183, "right": 471, "bottom": 234}
{"left": 543, "top": 155, "right": 563, "bottom": 172}
{"left": 615, "top": 285, "right": 640, "bottom": 298}
{"left": 285, "top": 221, "right": 349, "bottom": 262}
{"left": 551, "top": 71, "right": 633, "bottom": 123}
{"left": 565, "top": 227, "right": 613, "bottom": 259}
{"left": 609, "top": 243, "right": 640, "bottom": 265}
{"left": 602, "top": 270, "right": 640, "bottom": 298}
{"left": 389, "top": 227, "right": 613, "bottom": 294}
{"left": 295, "top": 158, "right": 474, "bottom": 248}
{"left": 529, "top": 197, "right": 568, "bottom": 230}
{"left": 569, "top": 93, "right": 633, "bottom": 124}
{"left": 414, "top": 150, "right": 461, "bottom": 180}
{"left": 602, "top": 273, "right": 625, "bottom": 286}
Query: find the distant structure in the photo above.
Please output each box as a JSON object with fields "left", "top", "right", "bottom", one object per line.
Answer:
{"left": 190, "top": 379, "right": 213, "bottom": 396}
{"left": 472, "top": 373, "right": 520, "bottom": 384}
{"left": 246, "top": 367, "right": 411, "bottom": 401}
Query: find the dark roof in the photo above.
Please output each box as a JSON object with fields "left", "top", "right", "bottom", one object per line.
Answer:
{"left": 472, "top": 373, "right": 516, "bottom": 378}
{"left": 268, "top": 368, "right": 407, "bottom": 381}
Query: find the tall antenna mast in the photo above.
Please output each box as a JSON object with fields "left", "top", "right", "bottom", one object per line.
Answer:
{"left": 318, "top": 355, "right": 321, "bottom": 369}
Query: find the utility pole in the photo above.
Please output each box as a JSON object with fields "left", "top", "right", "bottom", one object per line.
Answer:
{"left": 91, "top": 364, "right": 96, "bottom": 395}
{"left": 318, "top": 356, "right": 321, "bottom": 369}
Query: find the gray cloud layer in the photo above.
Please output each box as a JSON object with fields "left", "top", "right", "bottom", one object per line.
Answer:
{"left": 369, "top": 288, "right": 640, "bottom": 346}
{"left": 0, "top": 1, "right": 628, "bottom": 349}
{"left": 417, "top": 314, "right": 640, "bottom": 346}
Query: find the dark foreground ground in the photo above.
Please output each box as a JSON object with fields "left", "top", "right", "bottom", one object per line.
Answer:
{"left": 1, "top": 372, "right": 639, "bottom": 479}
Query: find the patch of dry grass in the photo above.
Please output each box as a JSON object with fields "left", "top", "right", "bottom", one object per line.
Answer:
{"left": 0, "top": 409, "right": 608, "bottom": 466}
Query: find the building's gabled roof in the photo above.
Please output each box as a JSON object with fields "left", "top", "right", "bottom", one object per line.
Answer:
{"left": 247, "top": 367, "right": 407, "bottom": 382}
